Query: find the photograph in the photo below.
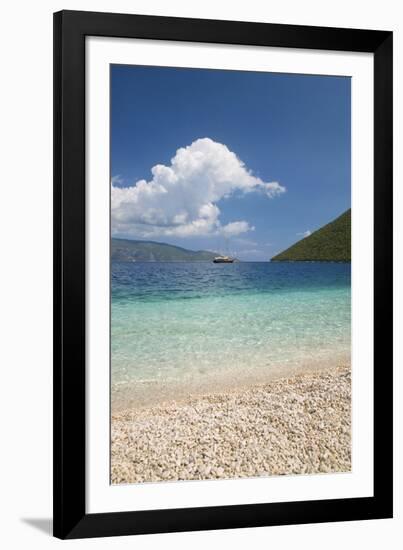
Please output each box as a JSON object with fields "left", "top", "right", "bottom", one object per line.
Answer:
{"left": 0, "top": 0, "right": 396, "bottom": 544}
{"left": 110, "top": 64, "right": 352, "bottom": 485}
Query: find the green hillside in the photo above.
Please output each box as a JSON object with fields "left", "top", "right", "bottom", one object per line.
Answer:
{"left": 271, "top": 209, "right": 351, "bottom": 262}
{"left": 111, "top": 238, "right": 218, "bottom": 262}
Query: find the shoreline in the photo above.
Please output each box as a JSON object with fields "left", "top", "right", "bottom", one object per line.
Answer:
{"left": 111, "top": 352, "right": 350, "bottom": 412}
{"left": 111, "top": 365, "right": 351, "bottom": 485}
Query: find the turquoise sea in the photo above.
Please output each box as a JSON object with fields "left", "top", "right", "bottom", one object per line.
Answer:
{"left": 111, "top": 262, "right": 351, "bottom": 408}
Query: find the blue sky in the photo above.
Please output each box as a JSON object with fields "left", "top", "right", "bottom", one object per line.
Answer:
{"left": 111, "top": 65, "right": 350, "bottom": 260}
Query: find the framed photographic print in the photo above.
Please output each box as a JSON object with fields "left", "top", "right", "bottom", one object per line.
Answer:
{"left": 53, "top": 10, "right": 393, "bottom": 539}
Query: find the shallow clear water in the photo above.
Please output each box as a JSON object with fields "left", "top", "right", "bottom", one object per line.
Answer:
{"left": 111, "top": 262, "right": 350, "bottom": 407}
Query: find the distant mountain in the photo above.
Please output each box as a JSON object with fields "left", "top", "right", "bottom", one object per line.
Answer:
{"left": 111, "top": 238, "right": 218, "bottom": 262}
{"left": 271, "top": 209, "right": 351, "bottom": 262}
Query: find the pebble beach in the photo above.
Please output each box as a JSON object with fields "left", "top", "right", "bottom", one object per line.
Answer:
{"left": 111, "top": 366, "right": 351, "bottom": 484}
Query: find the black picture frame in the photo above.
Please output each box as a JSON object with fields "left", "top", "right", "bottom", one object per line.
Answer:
{"left": 53, "top": 9, "right": 393, "bottom": 539}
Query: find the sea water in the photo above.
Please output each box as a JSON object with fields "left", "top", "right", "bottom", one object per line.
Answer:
{"left": 111, "top": 262, "right": 351, "bottom": 408}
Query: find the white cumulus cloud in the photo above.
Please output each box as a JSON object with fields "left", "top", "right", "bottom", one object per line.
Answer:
{"left": 297, "top": 230, "right": 312, "bottom": 238}
{"left": 111, "top": 137, "right": 285, "bottom": 238}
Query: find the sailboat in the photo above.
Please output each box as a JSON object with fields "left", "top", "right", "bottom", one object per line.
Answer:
{"left": 213, "top": 238, "right": 235, "bottom": 263}
{"left": 213, "top": 255, "right": 234, "bottom": 263}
